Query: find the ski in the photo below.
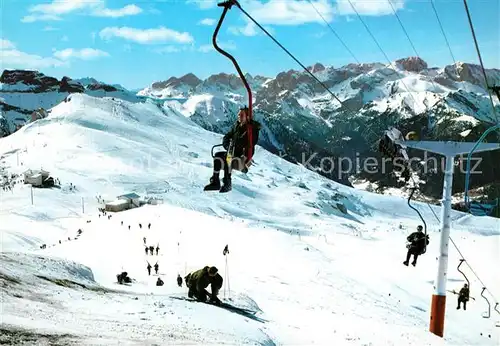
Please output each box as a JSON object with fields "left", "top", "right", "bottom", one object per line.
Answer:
{"left": 169, "top": 296, "right": 267, "bottom": 323}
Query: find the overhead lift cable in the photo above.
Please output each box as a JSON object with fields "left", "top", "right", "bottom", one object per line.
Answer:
{"left": 426, "top": 204, "right": 499, "bottom": 313}
{"left": 461, "top": 0, "right": 498, "bottom": 123}
{"left": 306, "top": 0, "right": 360, "bottom": 64}
{"left": 345, "top": 0, "right": 422, "bottom": 114}
{"left": 222, "top": 2, "right": 499, "bottom": 317}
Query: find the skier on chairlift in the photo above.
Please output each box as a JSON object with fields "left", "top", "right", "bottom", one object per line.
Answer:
{"left": 379, "top": 127, "right": 411, "bottom": 182}
{"left": 403, "top": 225, "right": 429, "bottom": 266}
{"left": 455, "top": 283, "right": 470, "bottom": 310}
{"left": 204, "top": 107, "right": 260, "bottom": 193}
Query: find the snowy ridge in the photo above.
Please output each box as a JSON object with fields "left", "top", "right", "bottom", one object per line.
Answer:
{"left": 0, "top": 70, "right": 143, "bottom": 137}
{"left": 1, "top": 94, "right": 499, "bottom": 344}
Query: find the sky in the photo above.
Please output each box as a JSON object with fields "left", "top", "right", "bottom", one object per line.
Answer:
{"left": 0, "top": 0, "right": 499, "bottom": 90}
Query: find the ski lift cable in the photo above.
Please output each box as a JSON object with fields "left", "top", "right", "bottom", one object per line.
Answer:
{"left": 344, "top": 0, "right": 422, "bottom": 116}
{"left": 305, "top": 0, "right": 360, "bottom": 64}
{"left": 228, "top": 1, "right": 348, "bottom": 109}
{"left": 462, "top": 0, "right": 499, "bottom": 123}
{"left": 386, "top": 0, "right": 445, "bottom": 103}
{"left": 228, "top": 1, "right": 450, "bottom": 235}
{"left": 426, "top": 203, "right": 499, "bottom": 305}
{"left": 429, "top": 0, "right": 458, "bottom": 68}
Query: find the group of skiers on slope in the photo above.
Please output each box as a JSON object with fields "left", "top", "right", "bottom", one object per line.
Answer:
{"left": 403, "top": 225, "right": 470, "bottom": 310}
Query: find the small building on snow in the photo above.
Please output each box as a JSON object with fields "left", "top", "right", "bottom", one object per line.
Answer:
{"left": 117, "top": 193, "right": 141, "bottom": 207}
{"left": 105, "top": 199, "right": 130, "bottom": 212}
{"left": 24, "top": 169, "right": 52, "bottom": 187}
{"left": 105, "top": 192, "right": 142, "bottom": 212}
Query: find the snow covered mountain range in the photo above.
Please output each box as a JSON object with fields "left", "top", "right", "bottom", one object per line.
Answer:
{"left": 141, "top": 57, "right": 500, "bottom": 206}
{"left": 2, "top": 57, "right": 499, "bottom": 209}
{"left": 0, "top": 70, "right": 142, "bottom": 137}
{"left": 1, "top": 93, "right": 498, "bottom": 344}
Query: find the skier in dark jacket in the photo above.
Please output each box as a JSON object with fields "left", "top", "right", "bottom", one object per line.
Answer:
{"left": 154, "top": 262, "right": 159, "bottom": 275}
{"left": 147, "top": 262, "right": 152, "bottom": 275}
{"left": 204, "top": 107, "right": 261, "bottom": 193}
{"left": 156, "top": 277, "right": 164, "bottom": 286}
{"left": 185, "top": 266, "right": 223, "bottom": 304}
{"left": 403, "top": 225, "right": 429, "bottom": 266}
{"left": 149, "top": 245, "right": 154, "bottom": 255}
{"left": 456, "top": 284, "right": 470, "bottom": 310}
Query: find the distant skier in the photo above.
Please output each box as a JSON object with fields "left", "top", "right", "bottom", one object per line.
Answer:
{"left": 144, "top": 246, "right": 148, "bottom": 255}
{"left": 456, "top": 284, "right": 470, "bottom": 310}
{"left": 156, "top": 277, "right": 164, "bottom": 286}
{"left": 177, "top": 274, "right": 183, "bottom": 287}
{"left": 403, "top": 225, "right": 429, "bottom": 266}
{"left": 204, "top": 107, "right": 261, "bottom": 193}
{"left": 148, "top": 223, "right": 151, "bottom": 230}
{"left": 147, "top": 262, "right": 152, "bottom": 276}
{"left": 149, "top": 245, "right": 154, "bottom": 256}
{"left": 185, "top": 266, "right": 223, "bottom": 305}
{"left": 139, "top": 223, "right": 142, "bottom": 229}
{"left": 117, "top": 272, "right": 132, "bottom": 284}
{"left": 155, "top": 245, "right": 160, "bottom": 255}
{"left": 154, "top": 262, "right": 159, "bottom": 275}
{"left": 143, "top": 237, "right": 146, "bottom": 245}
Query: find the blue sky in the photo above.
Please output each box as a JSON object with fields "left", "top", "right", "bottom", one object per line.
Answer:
{"left": 1, "top": 0, "right": 498, "bottom": 89}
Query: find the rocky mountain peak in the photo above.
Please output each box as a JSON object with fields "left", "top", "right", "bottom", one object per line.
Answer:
{"left": 395, "top": 57, "right": 428, "bottom": 73}
{"left": 308, "top": 63, "right": 326, "bottom": 73}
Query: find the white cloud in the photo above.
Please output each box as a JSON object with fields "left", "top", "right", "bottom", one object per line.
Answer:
{"left": 0, "top": 39, "right": 66, "bottom": 69}
{"left": 242, "top": 0, "right": 334, "bottom": 25}
{"left": 99, "top": 26, "right": 194, "bottom": 44}
{"left": 21, "top": 0, "right": 143, "bottom": 22}
{"left": 228, "top": 22, "right": 259, "bottom": 36}
{"left": 92, "top": 4, "right": 142, "bottom": 18}
{"left": 335, "top": 0, "right": 405, "bottom": 16}
{"left": 1, "top": 39, "right": 15, "bottom": 50}
{"left": 199, "top": 18, "right": 216, "bottom": 26}
{"left": 199, "top": 41, "right": 236, "bottom": 53}
{"left": 53, "top": 48, "right": 110, "bottom": 60}
{"left": 43, "top": 26, "right": 59, "bottom": 31}
{"left": 61, "top": 35, "right": 69, "bottom": 42}
{"left": 187, "top": 0, "right": 217, "bottom": 9}
{"left": 154, "top": 46, "right": 183, "bottom": 54}
{"left": 21, "top": 14, "right": 62, "bottom": 23}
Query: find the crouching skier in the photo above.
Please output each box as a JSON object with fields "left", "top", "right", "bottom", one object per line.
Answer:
{"left": 185, "top": 266, "right": 223, "bottom": 305}
{"left": 403, "top": 225, "right": 429, "bottom": 266}
{"left": 204, "top": 107, "right": 260, "bottom": 193}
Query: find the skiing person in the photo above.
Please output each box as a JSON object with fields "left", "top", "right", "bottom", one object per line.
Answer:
{"left": 117, "top": 272, "right": 131, "bottom": 284}
{"left": 204, "top": 107, "right": 261, "bottom": 193}
{"left": 177, "top": 274, "right": 183, "bottom": 287}
{"left": 154, "top": 262, "right": 159, "bottom": 275}
{"left": 456, "top": 284, "right": 470, "bottom": 310}
{"left": 185, "top": 266, "right": 223, "bottom": 305}
{"left": 143, "top": 237, "right": 146, "bottom": 245}
{"left": 156, "top": 277, "right": 164, "bottom": 286}
{"left": 147, "top": 262, "right": 152, "bottom": 275}
{"left": 403, "top": 225, "right": 429, "bottom": 266}
{"left": 155, "top": 245, "right": 159, "bottom": 255}
{"left": 148, "top": 223, "right": 151, "bottom": 230}
{"left": 144, "top": 246, "right": 148, "bottom": 255}
{"left": 149, "top": 245, "right": 154, "bottom": 255}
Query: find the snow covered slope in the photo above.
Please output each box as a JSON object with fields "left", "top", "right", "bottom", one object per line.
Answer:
{"left": 1, "top": 94, "right": 499, "bottom": 344}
